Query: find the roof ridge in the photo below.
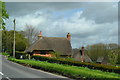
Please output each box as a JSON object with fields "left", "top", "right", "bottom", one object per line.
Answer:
{"left": 43, "top": 36, "right": 68, "bottom": 39}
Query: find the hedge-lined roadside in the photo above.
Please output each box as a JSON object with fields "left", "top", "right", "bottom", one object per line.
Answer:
{"left": 8, "top": 57, "right": 120, "bottom": 79}
{"left": 31, "top": 55, "right": 120, "bottom": 74}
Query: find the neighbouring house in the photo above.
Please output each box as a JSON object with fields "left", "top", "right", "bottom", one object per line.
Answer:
{"left": 96, "top": 56, "right": 109, "bottom": 64}
{"left": 72, "top": 47, "right": 92, "bottom": 63}
{"left": 25, "top": 31, "right": 72, "bottom": 57}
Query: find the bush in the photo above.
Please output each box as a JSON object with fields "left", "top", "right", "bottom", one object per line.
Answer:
{"left": 31, "top": 55, "right": 120, "bottom": 74}
{"left": 8, "top": 57, "right": 120, "bottom": 79}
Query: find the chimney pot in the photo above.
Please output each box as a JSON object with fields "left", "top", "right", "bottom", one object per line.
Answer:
{"left": 67, "top": 33, "right": 71, "bottom": 40}
{"left": 38, "top": 31, "right": 42, "bottom": 38}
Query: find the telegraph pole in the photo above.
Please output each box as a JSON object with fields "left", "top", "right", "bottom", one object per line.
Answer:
{"left": 13, "top": 19, "right": 16, "bottom": 58}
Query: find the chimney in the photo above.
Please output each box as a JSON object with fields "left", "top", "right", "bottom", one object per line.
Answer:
{"left": 38, "top": 31, "right": 42, "bottom": 38}
{"left": 67, "top": 33, "right": 71, "bottom": 40}
{"left": 81, "top": 46, "right": 84, "bottom": 62}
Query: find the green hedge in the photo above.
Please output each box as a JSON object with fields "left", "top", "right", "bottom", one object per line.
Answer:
{"left": 31, "top": 55, "right": 120, "bottom": 74}
{"left": 0, "top": 52, "right": 10, "bottom": 56}
{"left": 8, "top": 57, "right": 120, "bottom": 79}
{"left": 15, "top": 51, "right": 28, "bottom": 59}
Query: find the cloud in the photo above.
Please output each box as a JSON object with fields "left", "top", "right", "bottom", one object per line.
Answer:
{"left": 80, "top": 2, "right": 118, "bottom": 24}
{"left": 5, "top": 2, "right": 118, "bottom": 48}
{"left": 6, "top": 2, "right": 118, "bottom": 24}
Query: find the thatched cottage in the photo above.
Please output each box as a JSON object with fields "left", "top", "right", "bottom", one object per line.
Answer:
{"left": 25, "top": 31, "right": 72, "bottom": 57}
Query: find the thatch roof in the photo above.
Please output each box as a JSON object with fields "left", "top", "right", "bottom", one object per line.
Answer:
{"left": 72, "top": 48, "right": 92, "bottom": 62}
{"left": 25, "top": 37, "right": 72, "bottom": 55}
{"left": 96, "top": 55, "right": 109, "bottom": 64}
{"left": 96, "top": 57, "right": 104, "bottom": 62}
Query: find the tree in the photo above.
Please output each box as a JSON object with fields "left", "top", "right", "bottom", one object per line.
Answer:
{"left": 108, "top": 43, "right": 119, "bottom": 49}
{"left": 86, "top": 43, "right": 119, "bottom": 63}
{"left": 0, "top": 1, "right": 9, "bottom": 30}
{"left": 23, "top": 24, "right": 39, "bottom": 46}
{"left": 108, "top": 50, "right": 118, "bottom": 65}
{"left": 117, "top": 49, "right": 120, "bottom": 64}
{"left": 15, "top": 31, "right": 29, "bottom": 51}
{"left": 2, "top": 30, "right": 29, "bottom": 53}
{"left": 2, "top": 30, "right": 13, "bottom": 52}
{"left": 86, "top": 43, "right": 108, "bottom": 62}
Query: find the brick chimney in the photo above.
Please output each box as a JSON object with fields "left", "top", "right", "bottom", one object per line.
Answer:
{"left": 38, "top": 31, "right": 42, "bottom": 38}
{"left": 81, "top": 46, "right": 84, "bottom": 62}
{"left": 67, "top": 33, "right": 71, "bottom": 40}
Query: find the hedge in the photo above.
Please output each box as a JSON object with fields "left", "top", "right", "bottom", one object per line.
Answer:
{"left": 31, "top": 55, "right": 120, "bottom": 74}
{"left": 0, "top": 52, "right": 10, "bottom": 56}
{"left": 8, "top": 57, "right": 120, "bottom": 79}
{"left": 15, "top": 51, "right": 28, "bottom": 59}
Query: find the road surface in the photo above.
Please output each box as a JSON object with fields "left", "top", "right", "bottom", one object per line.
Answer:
{"left": 1, "top": 55, "right": 70, "bottom": 80}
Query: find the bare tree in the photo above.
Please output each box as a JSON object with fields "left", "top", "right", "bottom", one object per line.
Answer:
{"left": 86, "top": 43, "right": 108, "bottom": 62}
{"left": 86, "top": 43, "right": 119, "bottom": 63}
{"left": 23, "top": 24, "right": 39, "bottom": 46}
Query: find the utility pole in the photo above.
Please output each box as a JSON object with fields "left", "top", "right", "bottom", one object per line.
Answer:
{"left": 13, "top": 19, "right": 16, "bottom": 58}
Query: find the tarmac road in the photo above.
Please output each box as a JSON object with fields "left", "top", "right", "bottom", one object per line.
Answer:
{"left": 1, "top": 55, "right": 70, "bottom": 80}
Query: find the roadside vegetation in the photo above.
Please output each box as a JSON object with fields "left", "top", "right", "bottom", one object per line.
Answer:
{"left": 1, "top": 52, "right": 120, "bottom": 74}
{"left": 32, "top": 55, "right": 120, "bottom": 74}
{"left": 0, "top": 52, "right": 9, "bottom": 56}
{"left": 8, "top": 57, "right": 120, "bottom": 79}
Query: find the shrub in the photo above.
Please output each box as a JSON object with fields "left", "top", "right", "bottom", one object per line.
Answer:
{"left": 31, "top": 55, "right": 120, "bottom": 74}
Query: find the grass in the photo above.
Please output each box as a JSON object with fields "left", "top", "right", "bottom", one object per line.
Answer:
{"left": 8, "top": 57, "right": 120, "bottom": 79}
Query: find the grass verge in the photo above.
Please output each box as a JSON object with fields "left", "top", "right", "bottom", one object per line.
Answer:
{"left": 8, "top": 57, "right": 120, "bottom": 79}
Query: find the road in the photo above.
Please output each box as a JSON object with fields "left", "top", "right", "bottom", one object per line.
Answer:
{"left": 1, "top": 55, "right": 70, "bottom": 80}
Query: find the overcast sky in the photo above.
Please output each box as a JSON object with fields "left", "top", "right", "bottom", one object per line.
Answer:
{"left": 5, "top": 2, "right": 118, "bottom": 48}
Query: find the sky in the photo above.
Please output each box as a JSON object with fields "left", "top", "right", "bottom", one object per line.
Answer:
{"left": 5, "top": 2, "right": 118, "bottom": 48}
